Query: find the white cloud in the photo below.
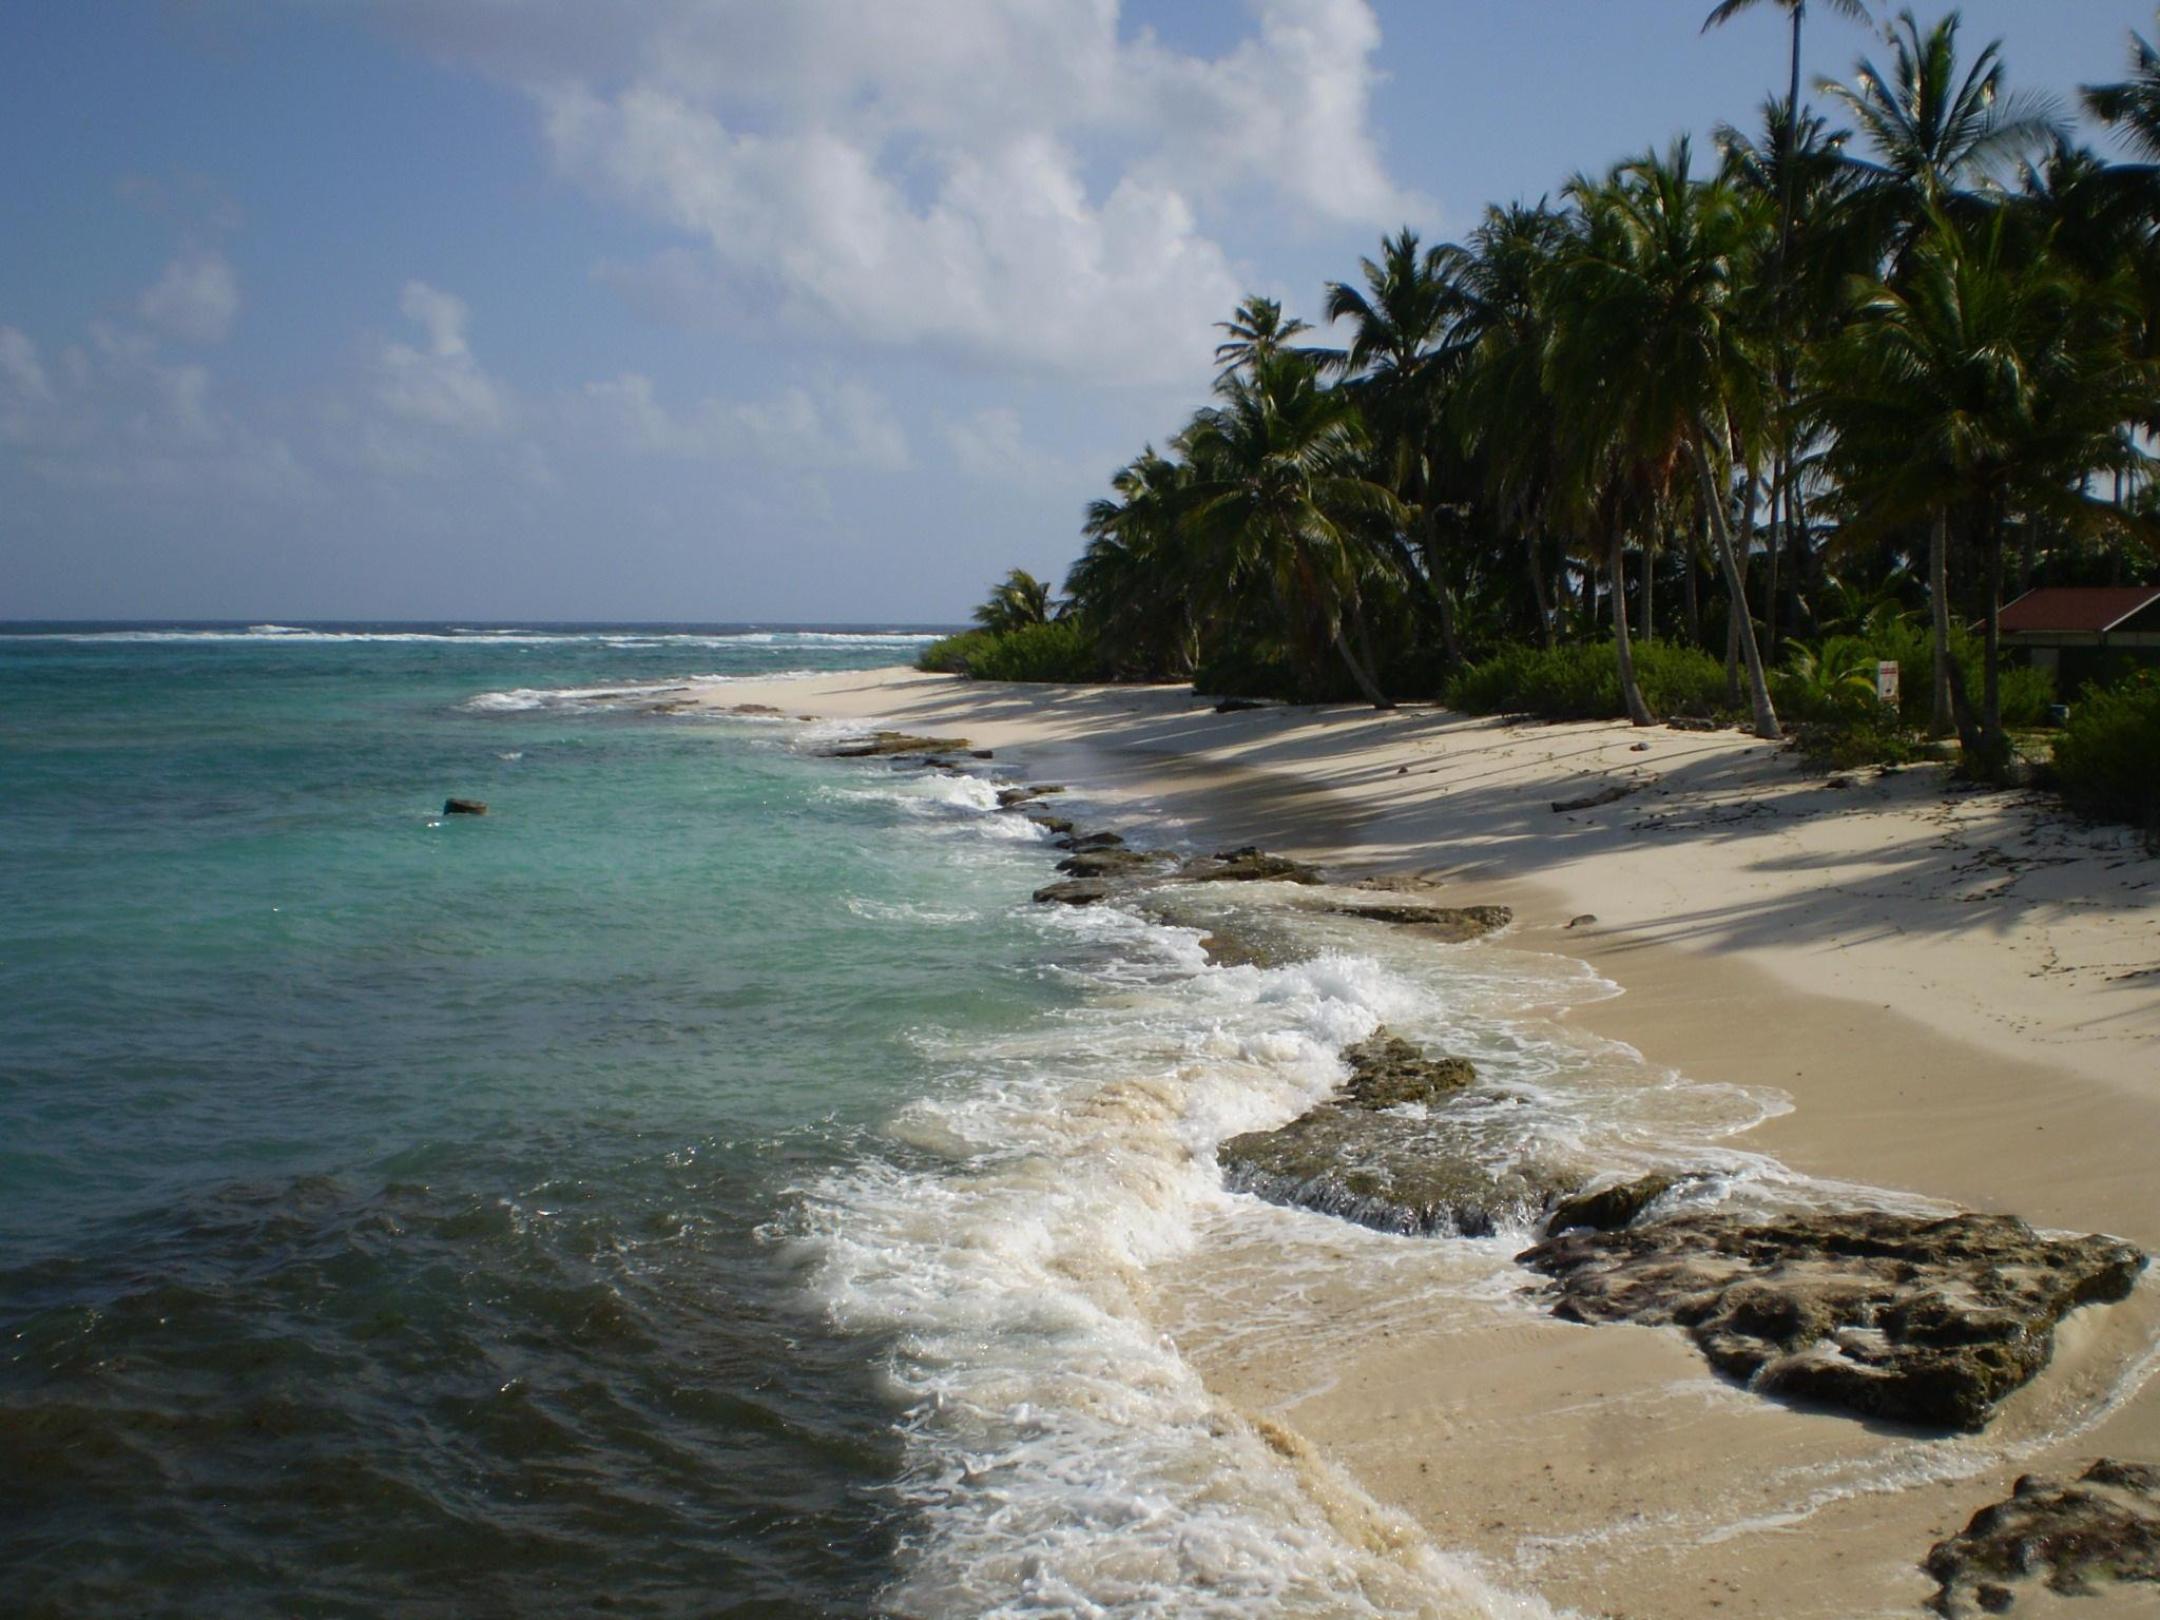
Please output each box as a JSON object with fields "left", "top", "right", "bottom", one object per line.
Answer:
{"left": 374, "top": 0, "right": 1427, "bottom": 384}
{"left": 940, "top": 405, "right": 1084, "bottom": 487}
{"left": 373, "top": 280, "right": 513, "bottom": 435}
{"left": 578, "top": 371, "right": 910, "bottom": 471}
{"left": 138, "top": 246, "right": 241, "bottom": 345}
{"left": 0, "top": 317, "right": 309, "bottom": 504}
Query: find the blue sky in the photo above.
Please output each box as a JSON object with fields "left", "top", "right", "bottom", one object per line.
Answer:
{"left": 2, "top": 1, "right": 2148, "bottom": 622}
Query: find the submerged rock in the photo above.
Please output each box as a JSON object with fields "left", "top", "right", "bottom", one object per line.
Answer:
{"left": 1032, "top": 879, "right": 1112, "bottom": 907}
{"left": 1925, "top": 1461, "right": 2160, "bottom": 1616}
{"left": 1176, "top": 846, "right": 1324, "bottom": 885}
{"left": 443, "top": 798, "right": 488, "bottom": 816}
{"left": 826, "top": 731, "right": 973, "bottom": 758}
{"left": 1055, "top": 848, "right": 1169, "bottom": 880}
{"left": 1339, "top": 1030, "right": 1477, "bottom": 1109}
{"left": 1518, "top": 1211, "right": 2147, "bottom": 1431}
{"left": 1027, "top": 814, "right": 1076, "bottom": 837}
{"left": 1545, "top": 1174, "right": 1680, "bottom": 1235}
{"left": 1057, "top": 830, "right": 1126, "bottom": 852}
{"left": 1218, "top": 1031, "right": 1579, "bottom": 1237}
{"left": 996, "top": 784, "right": 1065, "bottom": 809}
{"left": 1321, "top": 901, "right": 1513, "bottom": 942}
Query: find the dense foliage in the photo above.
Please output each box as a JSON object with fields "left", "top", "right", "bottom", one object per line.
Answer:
{"left": 2049, "top": 672, "right": 2160, "bottom": 831}
{"left": 940, "top": 7, "right": 2160, "bottom": 820}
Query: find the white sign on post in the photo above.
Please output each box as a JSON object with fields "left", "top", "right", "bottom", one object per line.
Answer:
{"left": 1876, "top": 660, "right": 1900, "bottom": 708}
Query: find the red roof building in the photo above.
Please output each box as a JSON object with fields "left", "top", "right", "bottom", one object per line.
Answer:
{"left": 1997, "top": 586, "right": 2160, "bottom": 687}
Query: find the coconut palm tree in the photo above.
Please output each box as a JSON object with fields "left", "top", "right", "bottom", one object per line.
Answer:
{"left": 970, "top": 568, "right": 1055, "bottom": 634}
{"left": 2082, "top": 11, "right": 2160, "bottom": 163}
{"left": 1068, "top": 447, "right": 1201, "bottom": 677}
{"left": 1212, "top": 296, "right": 1316, "bottom": 382}
{"left": 1182, "top": 352, "right": 1407, "bottom": 708}
{"left": 1324, "top": 229, "right": 1469, "bottom": 666}
{"left": 1811, "top": 205, "right": 2156, "bottom": 767}
{"left": 1547, "top": 143, "right": 1783, "bottom": 737}
{"left": 1819, "top": 9, "right": 2065, "bottom": 249}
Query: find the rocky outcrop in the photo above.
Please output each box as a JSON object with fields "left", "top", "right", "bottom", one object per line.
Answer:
{"left": 1033, "top": 879, "right": 1113, "bottom": 906}
{"left": 1176, "top": 847, "right": 1324, "bottom": 885}
{"left": 1058, "top": 830, "right": 1126, "bottom": 852}
{"left": 1545, "top": 1173, "right": 1680, "bottom": 1235}
{"left": 1338, "top": 1031, "right": 1478, "bottom": 1108}
{"left": 1056, "top": 848, "right": 1172, "bottom": 879}
{"left": 827, "top": 731, "right": 973, "bottom": 758}
{"left": 1320, "top": 901, "right": 1513, "bottom": 942}
{"left": 1925, "top": 1461, "right": 2160, "bottom": 1616}
{"left": 443, "top": 798, "right": 488, "bottom": 815}
{"left": 1518, "top": 1211, "right": 2147, "bottom": 1430}
{"left": 997, "top": 784, "right": 1064, "bottom": 808}
{"left": 1219, "top": 1032, "right": 1580, "bottom": 1237}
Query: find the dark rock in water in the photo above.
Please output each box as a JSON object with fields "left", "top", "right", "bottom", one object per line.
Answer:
{"left": 1340, "top": 1031, "right": 1477, "bottom": 1109}
{"left": 1518, "top": 1211, "right": 2147, "bottom": 1431}
{"left": 1551, "top": 782, "right": 1638, "bottom": 813}
{"left": 1925, "top": 1461, "right": 2160, "bottom": 1616}
{"left": 1058, "top": 830, "right": 1126, "bottom": 852}
{"left": 725, "top": 702, "right": 783, "bottom": 716}
{"left": 1055, "top": 848, "right": 1167, "bottom": 879}
{"left": 1323, "top": 902, "right": 1512, "bottom": 942}
{"left": 827, "top": 731, "right": 973, "bottom": 758}
{"left": 1033, "top": 879, "right": 1113, "bottom": 906}
{"left": 1219, "top": 1030, "right": 1574, "bottom": 1237}
{"left": 997, "top": 784, "right": 1065, "bottom": 809}
{"left": 1220, "top": 1107, "right": 1577, "bottom": 1238}
{"left": 1197, "top": 928, "right": 1299, "bottom": 969}
{"left": 1177, "top": 846, "right": 1324, "bottom": 885}
{"left": 1028, "top": 814, "right": 1076, "bottom": 837}
{"left": 970, "top": 750, "right": 994, "bottom": 759}
{"left": 1351, "top": 872, "right": 1447, "bottom": 894}
{"left": 443, "top": 798, "right": 488, "bottom": 816}
{"left": 1545, "top": 1174, "right": 1679, "bottom": 1235}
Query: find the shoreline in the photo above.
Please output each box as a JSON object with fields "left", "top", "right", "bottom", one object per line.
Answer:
{"left": 703, "top": 668, "right": 2160, "bottom": 1618}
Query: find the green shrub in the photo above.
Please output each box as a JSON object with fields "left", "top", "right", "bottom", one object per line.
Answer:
{"left": 1444, "top": 640, "right": 1726, "bottom": 721}
{"left": 917, "top": 629, "right": 994, "bottom": 674}
{"left": 917, "top": 621, "right": 1101, "bottom": 683}
{"left": 1790, "top": 715, "right": 1916, "bottom": 771}
{"left": 2051, "top": 672, "right": 2160, "bottom": 831}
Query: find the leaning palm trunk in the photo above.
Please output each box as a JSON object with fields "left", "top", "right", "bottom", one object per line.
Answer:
{"left": 1333, "top": 610, "right": 1396, "bottom": 710}
{"left": 1609, "top": 531, "right": 1656, "bottom": 726}
{"left": 1690, "top": 435, "right": 1781, "bottom": 739}
{"left": 1928, "top": 510, "right": 1954, "bottom": 738}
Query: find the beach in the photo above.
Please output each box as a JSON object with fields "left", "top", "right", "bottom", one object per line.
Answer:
{"left": 695, "top": 666, "right": 2160, "bottom": 1619}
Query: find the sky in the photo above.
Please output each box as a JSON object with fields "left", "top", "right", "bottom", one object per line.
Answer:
{"left": 1, "top": 0, "right": 2151, "bottom": 624}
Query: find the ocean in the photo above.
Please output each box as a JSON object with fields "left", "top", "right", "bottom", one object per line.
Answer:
{"left": 1, "top": 624, "right": 1942, "bottom": 1618}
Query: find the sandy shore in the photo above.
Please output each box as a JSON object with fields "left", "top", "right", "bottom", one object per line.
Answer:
{"left": 702, "top": 668, "right": 2160, "bottom": 1618}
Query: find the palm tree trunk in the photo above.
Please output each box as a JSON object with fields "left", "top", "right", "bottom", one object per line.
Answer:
{"left": 1610, "top": 530, "right": 1655, "bottom": 726}
{"left": 1641, "top": 533, "right": 1656, "bottom": 644}
{"left": 1980, "top": 507, "right": 2007, "bottom": 774}
{"left": 1691, "top": 435, "right": 1781, "bottom": 740}
{"left": 1928, "top": 508, "right": 1954, "bottom": 739}
{"left": 1765, "top": 451, "right": 1784, "bottom": 656}
{"left": 1683, "top": 523, "right": 1702, "bottom": 647}
{"left": 1333, "top": 610, "right": 1395, "bottom": 710}
{"left": 1527, "top": 529, "right": 1557, "bottom": 649}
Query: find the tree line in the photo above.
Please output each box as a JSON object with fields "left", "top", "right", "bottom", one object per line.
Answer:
{"left": 934, "top": 5, "right": 2160, "bottom": 790}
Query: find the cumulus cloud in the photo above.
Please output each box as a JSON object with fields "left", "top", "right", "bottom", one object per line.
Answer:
{"left": 373, "top": 0, "right": 1427, "bottom": 384}
{"left": 373, "top": 281, "right": 513, "bottom": 435}
{"left": 940, "top": 405, "right": 1084, "bottom": 487}
{"left": 0, "top": 318, "right": 308, "bottom": 503}
{"left": 137, "top": 246, "right": 240, "bottom": 345}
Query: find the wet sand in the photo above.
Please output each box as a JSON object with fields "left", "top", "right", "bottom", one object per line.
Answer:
{"left": 699, "top": 669, "right": 2160, "bottom": 1618}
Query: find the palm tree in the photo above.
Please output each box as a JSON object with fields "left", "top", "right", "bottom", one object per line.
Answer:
{"left": 1547, "top": 143, "right": 1783, "bottom": 737}
{"left": 971, "top": 568, "right": 1055, "bottom": 634}
{"left": 1182, "top": 352, "right": 1407, "bottom": 708}
{"left": 1324, "top": 229, "right": 1468, "bottom": 666}
{"left": 1811, "top": 206, "right": 2156, "bottom": 768}
{"left": 1068, "top": 447, "right": 1202, "bottom": 677}
{"left": 2082, "top": 11, "right": 2160, "bottom": 162}
{"left": 1212, "top": 296, "right": 1315, "bottom": 382}
{"left": 1818, "top": 9, "right": 2065, "bottom": 248}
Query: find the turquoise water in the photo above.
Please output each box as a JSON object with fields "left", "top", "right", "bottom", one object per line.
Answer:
{"left": 0, "top": 625, "right": 1850, "bottom": 1619}
{"left": 0, "top": 624, "right": 1078, "bottom": 1616}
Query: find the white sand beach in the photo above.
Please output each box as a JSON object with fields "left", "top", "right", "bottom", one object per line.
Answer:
{"left": 702, "top": 668, "right": 2160, "bottom": 1619}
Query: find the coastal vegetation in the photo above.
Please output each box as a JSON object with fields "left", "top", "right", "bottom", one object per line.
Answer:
{"left": 928, "top": 6, "right": 2160, "bottom": 819}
